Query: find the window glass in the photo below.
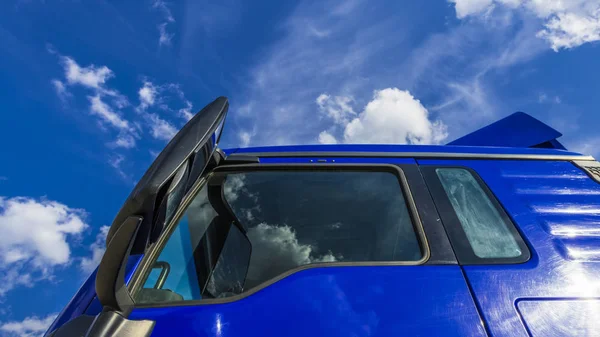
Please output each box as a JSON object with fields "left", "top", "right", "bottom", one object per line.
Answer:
{"left": 435, "top": 168, "right": 521, "bottom": 258}
{"left": 204, "top": 225, "right": 252, "bottom": 298}
{"left": 224, "top": 171, "right": 422, "bottom": 289}
{"left": 140, "top": 188, "right": 215, "bottom": 302}
{"left": 136, "top": 169, "right": 423, "bottom": 303}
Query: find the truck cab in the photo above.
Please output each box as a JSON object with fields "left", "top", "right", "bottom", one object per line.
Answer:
{"left": 46, "top": 97, "right": 600, "bottom": 337}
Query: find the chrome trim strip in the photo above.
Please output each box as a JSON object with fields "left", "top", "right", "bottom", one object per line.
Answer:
{"left": 228, "top": 151, "right": 595, "bottom": 161}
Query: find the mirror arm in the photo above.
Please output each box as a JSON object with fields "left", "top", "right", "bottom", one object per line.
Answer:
{"left": 96, "top": 216, "right": 143, "bottom": 315}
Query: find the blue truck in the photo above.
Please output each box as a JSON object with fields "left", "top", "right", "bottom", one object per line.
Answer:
{"left": 46, "top": 97, "right": 600, "bottom": 337}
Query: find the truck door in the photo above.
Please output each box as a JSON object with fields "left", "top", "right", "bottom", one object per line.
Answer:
{"left": 117, "top": 160, "right": 486, "bottom": 337}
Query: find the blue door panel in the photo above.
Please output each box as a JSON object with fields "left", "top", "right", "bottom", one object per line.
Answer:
{"left": 419, "top": 159, "right": 600, "bottom": 337}
{"left": 130, "top": 266, "right": 486, "bottom": 337}
{"left": 45, "top": 255, "right": 143, "bottom": 336}
{"left": 44, "top": 269, "right": 98, "bottom": 336}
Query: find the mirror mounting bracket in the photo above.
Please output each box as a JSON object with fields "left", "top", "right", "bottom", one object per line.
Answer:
{"left": 96, "top": 216, "right": 143, "bottom": 316}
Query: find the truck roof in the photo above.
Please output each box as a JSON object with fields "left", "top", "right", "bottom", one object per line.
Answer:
{"left": 224, "top": 144, "right": 591, "bottom": 160}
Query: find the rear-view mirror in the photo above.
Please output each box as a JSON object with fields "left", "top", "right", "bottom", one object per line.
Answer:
{"left": 106, "top": 96, "right": 229, "bottom": 252}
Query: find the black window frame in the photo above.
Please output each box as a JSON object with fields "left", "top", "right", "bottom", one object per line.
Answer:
{"left": 420, "top": 166, "right": 531, "bottom": 265}
{"left": 129, "top": 163, "right": 435, "bottom": 307}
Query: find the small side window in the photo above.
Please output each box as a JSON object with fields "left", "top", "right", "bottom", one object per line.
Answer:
{"left": 436, "top": 168, "right": 521, "bottom": 258}
{"left": 423, "top": 167, "right": 530, "bottom": 264}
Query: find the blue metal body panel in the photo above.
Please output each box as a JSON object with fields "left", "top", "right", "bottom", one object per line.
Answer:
{"left": 51, "top": 132, "right": 600, "bottom": 336}
{"left": 224, "top": 143, "right": 583, "bottom": 157}
{"left": 130, "top": 266, "right": 486, "bottom": 337}
{"left": 45, "top": 269, "right": 99, "bottom": 335}
{"left": 418, "top": 159, "right": 600, "bottom": 337}
{"left": 126, "top": 156, "right": 486, "bottom": 336}
{"left": 516, "top": 299, "right": 600, "bottom": 337}
{"left": 448, "top": 112, "right": 566, "bottom": 149}
{"left": 44, "top": 255, "right": 143, "bottom": 336}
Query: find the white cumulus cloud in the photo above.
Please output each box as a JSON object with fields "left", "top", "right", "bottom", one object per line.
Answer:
{"left": 0, "top": 314, "right": 57, "bottom": 337}
{"left": 318, "top": 88, "right": 448, "bottom": 145}
{"left": 316, "top": 94, "right": 356, "bottom": 125}
{"left": 318, "top": 131, "right": 338, "bottom": 144}
{"left": 538, "top": 9, "right": 600, "bottom": 50}
{"left": 449, "top": 0, "right": 600, "bottom": 50}
{"left": 233, "top": 0, "right": 510, "bottom": 146}
{"left": 0, "top": 197, "right": 88, "bottom": 295}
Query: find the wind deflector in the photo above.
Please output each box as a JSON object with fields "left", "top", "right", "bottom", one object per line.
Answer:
{"left": 448, "top": 112, "right": 566, "bottom": 150}
{"left": 106, "top": 96, "right": 229, "bottom": 248}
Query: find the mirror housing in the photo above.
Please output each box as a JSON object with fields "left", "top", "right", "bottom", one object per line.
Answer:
{"left": 106, "top": 97, "right": 228, "bottom": 253}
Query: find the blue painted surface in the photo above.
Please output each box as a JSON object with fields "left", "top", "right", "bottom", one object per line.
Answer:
{"left": 130, "top": 266, "right": 486, "bottom": 337}
{"left": 516, "top": 299, "right": 600, "bottom": 337}
{"left": 53, "top": 140, "right": 600, "bottom": 337}
{"left": 44, "top": 269, "right": 99, "bottom": 336}
{"left": 448, "top": 112, "right": 566, "bottom": 149}
{"left": 126, "top": 155, "right": 485, "bottom": 337}
{"left": 418, "top": 159, "right": 600, "bottom": 337}
{"left": 224, "top": 143, "right": 584, "bottom": 157}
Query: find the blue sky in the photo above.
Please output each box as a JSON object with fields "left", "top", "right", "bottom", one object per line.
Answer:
{"left": 1, "top": 0, "right": 600, "bottom": 335}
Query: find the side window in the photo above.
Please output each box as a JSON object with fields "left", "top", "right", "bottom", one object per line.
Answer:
{"left": 138, "top": 186, "right": 253, "bottom": 303}
{"left": 134, "top": 167, "right": 428, "bottom": 304}
{"left": 423, "top": 167, "right": 530, "bottom": 264}
{"left": 138, "top": 188, "right": 215, "bottom": 302}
